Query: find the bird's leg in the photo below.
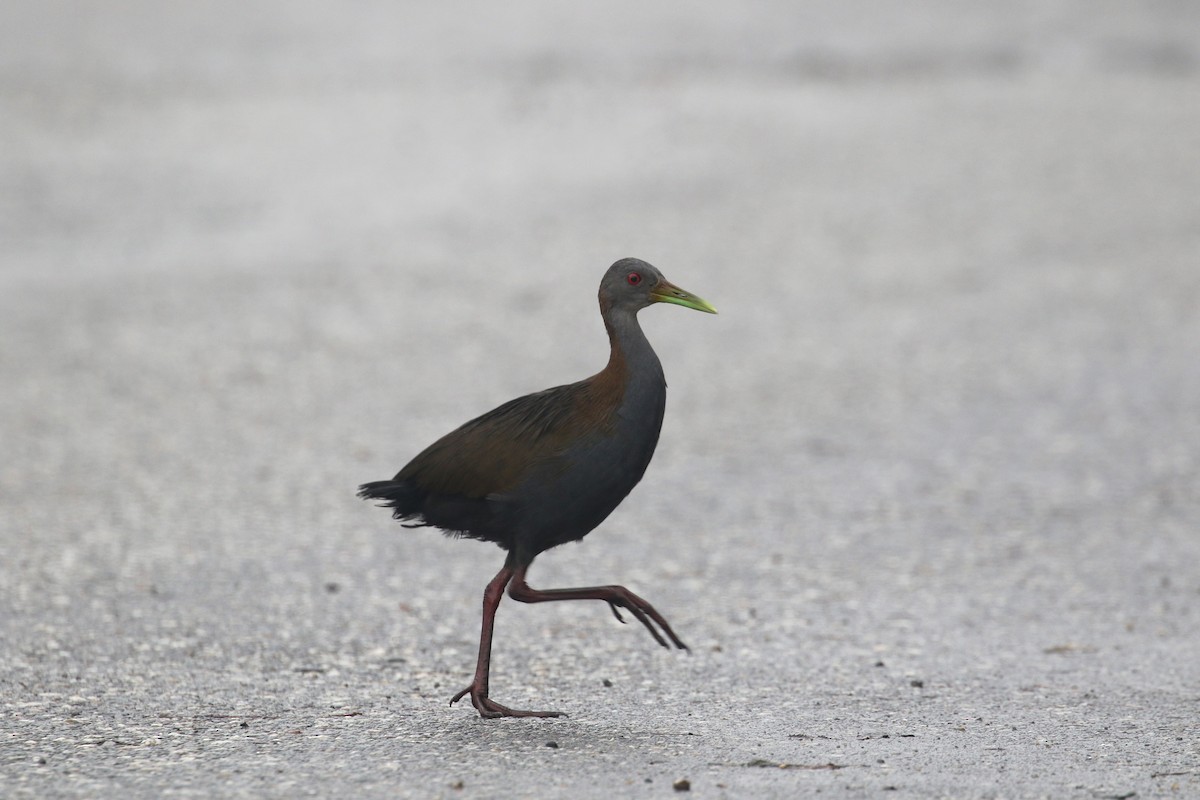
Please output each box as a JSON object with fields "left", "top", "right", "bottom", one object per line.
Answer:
{"left": 508, "top": 564, "right": 689, "bottom": 651}
{"left": 449, "top": 560, "right": 566, "bottom": 719}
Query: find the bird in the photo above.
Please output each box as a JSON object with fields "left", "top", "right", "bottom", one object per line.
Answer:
{"left": 358, "top": 257, "right": 716, "bottom": 718}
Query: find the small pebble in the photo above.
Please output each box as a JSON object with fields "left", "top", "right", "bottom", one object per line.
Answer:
{"left": 545, "top": 741, "right": 558, "bottom": 749}
{"left": 602, "top": 679, "right": 613, "bottom": 687}
{"left": 673, "top": 778, "right": 691, "bottom": 791}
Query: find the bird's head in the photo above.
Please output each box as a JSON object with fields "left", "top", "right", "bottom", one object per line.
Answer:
{"left": 599, "top": 257, "right": 717, "bottom": 316}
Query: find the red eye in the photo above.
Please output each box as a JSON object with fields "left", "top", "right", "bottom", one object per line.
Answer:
{"left": 626, "top": 272, "right": 642, "bottom": 286}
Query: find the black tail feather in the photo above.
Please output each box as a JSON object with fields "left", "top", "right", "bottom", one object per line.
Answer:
{"left": 359, "top": 478, "right": 507, "bottom": 545}
{"left": 357, "top": 480, "right": 425, "bottom": 522}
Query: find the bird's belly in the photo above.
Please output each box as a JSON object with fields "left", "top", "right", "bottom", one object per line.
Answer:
{"left": 507, "top": 421, "right": 659, "bottom": 554}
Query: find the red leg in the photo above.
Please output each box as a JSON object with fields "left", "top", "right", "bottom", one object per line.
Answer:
{"left": 507, "top": 564, "right": 689, "bottom": 651}
{"left": 449, "top": 561, "right": 566, "bottom": 719}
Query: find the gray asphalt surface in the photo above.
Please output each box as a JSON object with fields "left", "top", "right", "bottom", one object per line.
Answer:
{"left": 3, "top": 3, "right": 1199, "bottom": 798}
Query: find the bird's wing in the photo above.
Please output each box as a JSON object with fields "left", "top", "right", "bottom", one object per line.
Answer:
{"left": 396, "top": 379, "right": 615, "bottom": 499}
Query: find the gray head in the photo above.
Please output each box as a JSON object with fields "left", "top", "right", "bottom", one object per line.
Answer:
{"left": 598, "top": 257, "right": 717, "bottom": 317}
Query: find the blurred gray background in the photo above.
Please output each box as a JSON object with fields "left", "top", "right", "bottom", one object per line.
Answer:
{"left": 2, "top": 2, "right": 1198, "bottom": 798}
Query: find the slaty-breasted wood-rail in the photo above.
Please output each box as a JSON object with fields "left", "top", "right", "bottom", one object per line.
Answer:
{"left": 359, "top": 257, "right": 715, "bottom": 718}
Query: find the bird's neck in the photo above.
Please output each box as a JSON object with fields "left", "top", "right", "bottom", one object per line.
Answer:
{"left": 602, "top": 307, "right": 665, "bottom": 393}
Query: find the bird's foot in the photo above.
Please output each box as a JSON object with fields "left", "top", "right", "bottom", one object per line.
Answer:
{"left": 449, "top": 684, "right": 566, "bottom": 719}
{"left": 602, "top": 587, "right": 689, "bottom": 651}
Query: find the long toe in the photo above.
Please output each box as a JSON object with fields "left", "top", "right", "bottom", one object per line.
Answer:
{"left": 480, "top": 698, "right": 567, "bottom": 719}
{"left": 450, "top": 685, "right": 566, "bottom": 719}
{"left": 609, "top": 588, "right": 688, "bottom": 650}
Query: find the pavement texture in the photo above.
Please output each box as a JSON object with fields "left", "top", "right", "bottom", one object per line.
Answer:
{"left": 3, "top": 2, "right": 1199, "bottom": 798}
